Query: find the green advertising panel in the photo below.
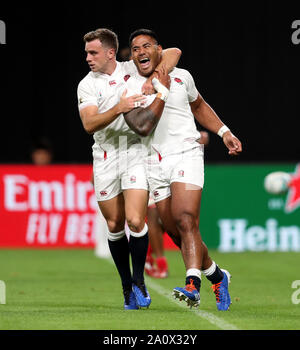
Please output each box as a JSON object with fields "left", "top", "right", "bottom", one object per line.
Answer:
{"left": 200, "top": 163, "right": 300, "bottom": 252}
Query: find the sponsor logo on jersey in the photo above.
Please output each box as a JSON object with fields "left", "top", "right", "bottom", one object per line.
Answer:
{"left": 174, "top": 77, "right": 184, "bottom": 85}
{"left": 178, "top": 170, "right": 184, "bottom": 177}
{"left": 109, "top": 80, "right": 116, "bottom": 86}
{"left": 124, "top": 74, "right": 131, "bottom": 82}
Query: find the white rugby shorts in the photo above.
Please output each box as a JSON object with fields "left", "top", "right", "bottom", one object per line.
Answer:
{"left": 147, "top": 146, "right": 204, "bottom": 203}
{"left": 93, "top": 144, "right": 148, "bottom": 202}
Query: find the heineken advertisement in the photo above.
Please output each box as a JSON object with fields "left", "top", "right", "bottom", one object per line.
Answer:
{"left": 200, "top": 163, "right": 300, "bottom": 252}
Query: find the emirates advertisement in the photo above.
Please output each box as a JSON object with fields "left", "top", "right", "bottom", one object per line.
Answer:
{"left": 0, "top": 165, "right": 177, "bottom": 250}
{"left": 0, "top": 165, "right": 97, "bottom": 247}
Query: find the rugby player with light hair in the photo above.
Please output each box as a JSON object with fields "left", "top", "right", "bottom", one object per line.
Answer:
{"left": 77, "top": 28, "right": 181, "bottom": 310}
{"left": 123, "top": 29, "right": 242, "bottom": 310}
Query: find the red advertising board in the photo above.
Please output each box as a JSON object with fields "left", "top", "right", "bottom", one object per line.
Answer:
{"left": 0, "top": 165, "right": 97, "bottom": 247}
{"left": 0, "top": 165, "right": 177, "bottom": 249}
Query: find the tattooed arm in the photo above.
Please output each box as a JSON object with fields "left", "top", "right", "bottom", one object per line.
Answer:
{"left": 124, "top": 98, "right": 166, "bottom": 136}
{"left": 124, "top": 67, "right": 170, "bottom": 136}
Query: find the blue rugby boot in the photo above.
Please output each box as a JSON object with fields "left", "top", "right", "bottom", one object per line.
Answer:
{"left": 123, "top": 288, "right": 139, "bottom": 310}
{"left": 132, "top": 281, "right": 151, "bottom": 308}
{"left": 211, "top": 269, "right": 231, "bottom": 311}
{"left": 173, "top": 279, "right": 200, "bottom": 308}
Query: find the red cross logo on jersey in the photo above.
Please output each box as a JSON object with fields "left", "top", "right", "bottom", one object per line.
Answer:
{"left": 285, "top": 164, "right": 300, "bottom": 213}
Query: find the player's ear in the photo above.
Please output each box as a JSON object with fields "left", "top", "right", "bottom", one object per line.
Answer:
{"left": 157, "top": 45, "right": 163, "bottom": 54}
{"left": 107, "top": 48, "right": 116, "bottom": 59}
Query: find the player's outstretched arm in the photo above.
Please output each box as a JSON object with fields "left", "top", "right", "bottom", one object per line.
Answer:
{"left": 190, "top": 94, "right": 242, "bottom": 156}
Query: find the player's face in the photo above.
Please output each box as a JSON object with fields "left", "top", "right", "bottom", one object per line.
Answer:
{"left": 85, "top": 39, "right": 111, "bottom": 73}
{"left": 131, "top": 35, "right": 162, "bottom": 77}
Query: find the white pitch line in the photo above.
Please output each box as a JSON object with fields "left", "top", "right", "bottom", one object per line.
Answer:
{"left": 145, "top": 278, "right": 239, "bottom": 330}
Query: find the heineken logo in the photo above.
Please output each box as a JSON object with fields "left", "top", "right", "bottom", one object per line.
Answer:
{"left": 218, "top": 218, "right": 300, "bottom": 252}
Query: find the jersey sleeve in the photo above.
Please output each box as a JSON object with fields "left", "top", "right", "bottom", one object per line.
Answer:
{"left": 77, "top": 77, "right": 98, "bottom": 111}
{"left": 182, "top": 70, "right": 199, "bottom": 103}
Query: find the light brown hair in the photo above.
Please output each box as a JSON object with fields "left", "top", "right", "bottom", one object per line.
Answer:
{"left": 83, "top": 28, "right": 119, "bottom": 53}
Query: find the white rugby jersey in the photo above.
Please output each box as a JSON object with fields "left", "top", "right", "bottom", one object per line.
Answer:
{"left": 77, "top": 61, "right": 141, "bottom": 151}
{"left": 126, "top": 67, "right": 201, "bottom": 157}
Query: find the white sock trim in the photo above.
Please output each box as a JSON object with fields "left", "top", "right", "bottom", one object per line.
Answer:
{"left": 129, "top": 223, "right": 148, "bottom": 238}
{"left": 107, "top": 229, "right": 126, "bottom": 242}
{"left": 186, "top": 268, "right": 201, "bottom": 280}
{"left": 201, "top": 261, "right": 216, "bottom": 276}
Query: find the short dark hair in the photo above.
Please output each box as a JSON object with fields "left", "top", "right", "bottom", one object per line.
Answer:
{"left": 129, "top": 29, "right": 159, "bottom": 47}
{"left": 83, "top": 28, "right": 119, "bottom": 53}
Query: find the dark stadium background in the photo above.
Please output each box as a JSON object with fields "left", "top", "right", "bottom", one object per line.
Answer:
{"left": 1, "top": 1, "right": 299, "bottom": 164}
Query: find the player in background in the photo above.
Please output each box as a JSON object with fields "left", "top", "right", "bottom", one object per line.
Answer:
{"left": 145, "top": 131, "right": 210, "bottom": 279}
{"left": 145, "top": 194, "right": 169, "bottom": 278}
{"left": 123, "top": 29, "right": 242, "bottom": 310}
{"left": 30, "top": 138, "right": 53, "bottom": 166}
{"left": 77, "top": 28, "right": 181, "bottom": 309}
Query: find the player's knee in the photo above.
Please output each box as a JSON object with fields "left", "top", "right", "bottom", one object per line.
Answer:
{"left": 106, "top": 219, "right": 124, "bottom": 233}
{"left": 174, "top": 212, "right": 197, "bottom": 234}
{"left": 126, "top": 215, "right": 145, "bottom": 233}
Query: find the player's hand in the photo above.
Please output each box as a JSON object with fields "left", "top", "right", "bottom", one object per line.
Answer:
{"left": 223, "top": 131, "right": 242, "bottom": 156}
{"left": 142, "top": 65, "right": 170, "bottom": 95}
{"left": 142, "top": 77, "right": 156, "bottom": 95}
{"left": 155, "top": 64, "right": 171, "bottom": 90}
{"left": 198, "top": 131, "right": 210, "bottom": 146}
{"left": 118, "top": 89, "right": 146, "bottom": 113}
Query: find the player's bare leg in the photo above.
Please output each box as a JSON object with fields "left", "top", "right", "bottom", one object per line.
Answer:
{"left": 170, "top": 182, "right": 203, "bottom": 270}
{"left": 123, "top": 189, "right": 148, "bottom": 233}
{"left": 155, "top": 187, "right": 231, "bottom": 310}
{"left": 147, "top": 207, "right": 164, "bottom": 257}
{"left": 166, "top": 182, "right": 201, "bottom": 307}
{"left": 98, "top": 193, "right": 125, "bottom": 233}
{"left": 154, "top": 196, "right": 182, "bottom": 248}
{"left": 172, "top": 185, "right": 231, "bottom": 310}
{"left": 146, "top": 206, "right": 169, "bottom": 278}
{"left": 154, "top": 196, "right": 212, "bottom": 269}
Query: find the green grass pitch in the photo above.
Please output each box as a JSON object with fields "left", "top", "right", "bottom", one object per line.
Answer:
{"left": 0, "top": 249, "right": 299, "bottom": 330}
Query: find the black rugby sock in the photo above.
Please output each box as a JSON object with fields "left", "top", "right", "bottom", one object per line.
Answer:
{"left": 108, "top": 234, "right": 132, "bottom": 289}
{"left": 206, "top": 265, "right": 224, "bottom": 285}
{"left": 185, "top": 276, "right": 201, "bottom": 292}
{"left": 129, "top": 231, "right": 149, "bottom": 284}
